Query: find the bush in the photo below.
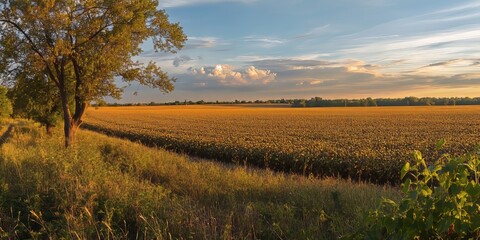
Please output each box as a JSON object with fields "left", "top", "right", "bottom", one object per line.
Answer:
{"left": 0, "top": 86, "right": 12, "bottom": 118}
{"left": 356, "top": 141, "right": 480, "bottom": 239}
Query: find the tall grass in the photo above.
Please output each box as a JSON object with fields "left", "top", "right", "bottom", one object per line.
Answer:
{"left": 0, "top": 120, "right": 399, "bottom": 239}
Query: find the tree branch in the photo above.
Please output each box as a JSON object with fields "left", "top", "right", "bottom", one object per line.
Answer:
{"left": 0, "top": 19, "right": 59, "bottom": 87}
{"left": 72, "top": 7, "right": 112, "bottom": 50}
{"left": 0, "top": 19, "right": 46, "bottom": 61}
{"left": 73, "top": 22, "right": 113, "bottom": 50}
{"left": 70, "top": 56, "right": 87, "bottom": 126}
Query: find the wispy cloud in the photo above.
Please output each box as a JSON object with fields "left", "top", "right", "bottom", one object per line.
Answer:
{"left": 427, "top": 2, "right": 480, "bottom": 15}
{"left": 354, "top": 35, "right": 400, "bottom": 41}
{"left": 185, "top": 37, "right": 219, "bottom": 49}
{"left": 294, "top": 24, "right": 330, "bottom": 39}
{"left": 228, "top": 53, "right": 331, "bottom": 63}
{"left": 414, "top": 58, "right": 480, "bottom": 76}
{"left": 159, "top": 0, "right": 255, "bottom": 8}
{"left": 333, "top": 1, "right": 480, "bottom": 75}
{"left": 419, "top": 59, "right": 464, "bottom": 68}
{"left": 343, "top": 28, "right": 480, "bottom": 57}
{"left": 173, "top": 56, "right": 193, "bottom": 67}
{"left": 250, "top": 59, "right": 338, "bottom": 71}
{"left": 244, "top": 36, "right": 286, "bottom": 48}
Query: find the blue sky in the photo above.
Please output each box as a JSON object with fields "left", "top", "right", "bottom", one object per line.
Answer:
{"left": 120, "top": 0, "right": 480, "bottom": 102}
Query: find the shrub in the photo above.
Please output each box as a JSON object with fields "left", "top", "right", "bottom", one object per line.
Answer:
{"left": 356, "top": 141, "right": 480, "bottom": 239}
{"left": 0, "top": 86, "right": 12, "bottom": 118}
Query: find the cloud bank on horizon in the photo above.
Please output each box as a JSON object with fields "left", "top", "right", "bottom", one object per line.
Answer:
{"left": 122, "top": 0, "right": 480, "bottom": 102}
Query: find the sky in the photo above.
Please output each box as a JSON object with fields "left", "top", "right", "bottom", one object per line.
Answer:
{"left": 119, "top": 0, "right": 480, "bottom": 102}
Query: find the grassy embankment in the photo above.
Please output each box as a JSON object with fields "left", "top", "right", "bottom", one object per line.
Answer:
{"left": 0, "top": 119, "right": 399, "bottom": 239}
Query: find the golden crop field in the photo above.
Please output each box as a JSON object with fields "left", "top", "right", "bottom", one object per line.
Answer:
{"left": 85, "top": 105, "right": 480, "bottom": 183}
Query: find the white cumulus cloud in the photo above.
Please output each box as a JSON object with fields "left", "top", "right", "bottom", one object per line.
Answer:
{"left": 245, "top": 66, "right": 276, "bottom": 83}
{"left": 191, "top": 64, "right": 276, "bottom": 86}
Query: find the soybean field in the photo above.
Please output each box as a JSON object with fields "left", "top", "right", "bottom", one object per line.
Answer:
{"left": 85, "top": 105, "right": 480, "bottom": 183}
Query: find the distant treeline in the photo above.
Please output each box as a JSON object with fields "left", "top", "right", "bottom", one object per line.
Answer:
{"left": 291, "top": 97, "right": 480, "bottom": 107}
{"left": 94, "top": 99, "right": 292, "bottom": 107}
{"left": 93, "top": 97, "right": 480, "bottom": 107}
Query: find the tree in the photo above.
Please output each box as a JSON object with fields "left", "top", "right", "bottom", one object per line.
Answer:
{"left": 0, "top": 0, "right": 186, "bottom": 147}
{"left": 292, "top": 99, "right": 306, "bottom": 107}
{"left": 9, "top": 71, "right": 62, "bottom": 135}
{"left": 95, "top": 99, "right": 108, "bottom": 107}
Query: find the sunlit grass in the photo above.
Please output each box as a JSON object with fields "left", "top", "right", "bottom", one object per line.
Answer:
{"left": 0, "top": 120, "right": 398, "bottom": 239}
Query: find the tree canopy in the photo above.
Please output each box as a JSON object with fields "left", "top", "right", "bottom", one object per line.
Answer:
{"left": 0, "top": 0, "right": 186, "bottom": 147}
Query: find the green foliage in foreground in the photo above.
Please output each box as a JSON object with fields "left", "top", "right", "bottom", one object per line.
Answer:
{"left": 356, "top": 141, "right": 480, "bottom": 239}
{"left": 0, "top": 120, "right": 397, "bottom": 239}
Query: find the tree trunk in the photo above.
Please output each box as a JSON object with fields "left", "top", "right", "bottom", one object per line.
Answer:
{"left": 46, "top": 124, "right": 55, "bottom": 136}
{"left": 59, "top": 57, "right": 88, "bottom": 148}
{"left": 60, "top": 87, "right": 75, "bottom": 148}
{"left": 63, "top": 114, "right": 73, "bottom": 148}
{"left": 61, "top": 98, "right": 87, "bottom": 148}
{"left": 64, "top": 120, "right": 79, "bottom": 148}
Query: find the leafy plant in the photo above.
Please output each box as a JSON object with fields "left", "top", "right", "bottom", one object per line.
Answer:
{"left": 356, "top": 140, "right": 480, "bottom": 239}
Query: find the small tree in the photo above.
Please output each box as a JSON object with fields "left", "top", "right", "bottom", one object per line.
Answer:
{"left": 10, "top": 72, "right": 62, "bottom": 135}
{"left": 95, "top": 99, "right": 108, "bottom": 107}
{"left": 0, "top": 0, "right": 187, "bottom": 147}
{"left": 292, "top": 99, "right": 306, "bottom": 107}
{"left": 367, "top": 97, "right": 377, "bottom": 107}
{"left": 0, "top": 86, "right": 12, "bottom": 118}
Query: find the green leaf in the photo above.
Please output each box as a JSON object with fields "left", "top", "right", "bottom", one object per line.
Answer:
{"left": 420, "top": 186, "right": 432, "bottom": 197}
{"left": 432, "top": 164, "right": 442, "bottom": 173}
{"left": 402, "top": 178, "right": 411, "bottom": 194}
{"left": 449, "top": 184, "right": 461, "bottom": 195}
{"left": 409, "top": 190, "right": 418, "bottom": 200}
{"left": 435, "top": 139, "right": 446, "bottom": 151}
{"left": 382, "top": 198, "right": 397, "bottom": 207}
{"left": 384, "top": 217, "right": 396, "bottom": 233}
{"left": 413, "top": 150, "right": 423, "bottom": 162}
{"left": 401, "top": 162, "right": 410, "bottom": 179}
{"left": 466, "top": 183, "right": 480, "bottom": 198}
{"left": 426, "top": 214, "right": 434, "bottom": 229}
